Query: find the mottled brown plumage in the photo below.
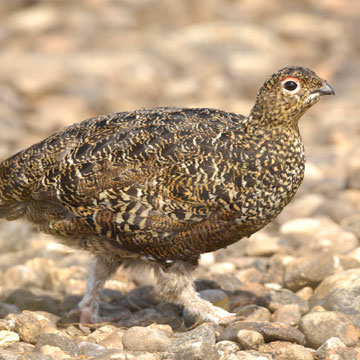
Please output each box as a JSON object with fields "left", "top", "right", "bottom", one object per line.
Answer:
{"left": 0, "top": 66, "right": 334, "bottom": 324}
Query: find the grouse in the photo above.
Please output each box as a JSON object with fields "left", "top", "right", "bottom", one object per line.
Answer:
{"left": 0, "top": 66, "right": 334, "bottom": 325}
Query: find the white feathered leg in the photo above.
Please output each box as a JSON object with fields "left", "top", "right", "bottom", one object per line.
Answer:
{"left": 154, "top": 261, "right": 236, "bottom": 325}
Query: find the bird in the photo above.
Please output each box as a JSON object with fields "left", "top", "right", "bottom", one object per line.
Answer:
{"left": 0, "top": 66, "right": 334, "bottom": 325}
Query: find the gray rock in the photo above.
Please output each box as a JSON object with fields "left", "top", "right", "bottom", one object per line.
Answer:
{"left": 218, "top": 321, "right": 305, "bottom": 345}
{"left": 299, "top": 311, "right": 358, "bottom": 349}
{"left": 163, "top": 323, "right": 218, "bottom": 359}
{"left": 284, "top": 254, "right": 340, "bottom": 291}
{"left": 257, "top": 288, "right": 309, "bottom": 314}
{"left": 310, "top": 269, "right": 360, "bottom": 328}
{"left": 215, "top": 340, "right": 240, "bottom": 358}
{"left": 5, "top": 288, "right": 59, "bottom": 314}
{"left": 273, "top": 304, "right": 302, "bottom": 326}
{"left": 316, "top": 337, "right": 360, "bottom": 359}
{"left": 122, "top": 326, "right": 172, "bottom": 352}
{"left": 236, "top": 329, "right": 264, "bottom": 350}
{"left": 119, "top": 307, "right": 182, "bottom": 329}
{"left": 78, "top": 341, "right": 114, "bottom": 357}
{"left": 316, "top": 337, "right": 346, "bottom": 359}
{"left": 0, "top": 303, "right": 20, "bottom": 318}
{"left": 259, "top": 341, "right": 314, "bottom": 360}
{"left": 164, "top": 345, "right": 220, "bottom": 360}
{"left": 34, "top": 333, "right": 80, "bottom": 356}
{"left": 13, "top": 310, "right": 43, "bottom": 344}
{"left": 233, "top": 305, "right": 272, "bottom": 322}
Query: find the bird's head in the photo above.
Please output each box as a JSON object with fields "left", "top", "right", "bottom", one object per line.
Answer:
{"left": 250, "top": 66, "right": 335, "bottom": 129}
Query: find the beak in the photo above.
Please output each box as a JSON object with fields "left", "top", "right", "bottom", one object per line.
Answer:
{"left": 311, "top": 82, "right": 335, "bottom": 96}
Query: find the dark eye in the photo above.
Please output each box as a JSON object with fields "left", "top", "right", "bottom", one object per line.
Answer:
{"left": 284, "top": 80, "right": 298, "bottom": 91}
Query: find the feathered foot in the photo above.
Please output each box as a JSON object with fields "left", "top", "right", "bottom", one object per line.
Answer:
{"left": 154, "top": 261, "right": 237, "bottom": 325}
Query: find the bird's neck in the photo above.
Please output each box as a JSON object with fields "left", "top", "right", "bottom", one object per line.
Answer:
{"left": 248, "top": 103, "right": 302, "bottom": 131}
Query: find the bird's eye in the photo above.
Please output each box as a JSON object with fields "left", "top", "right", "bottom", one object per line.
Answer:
{"left": 284, "top": 81, "right": 298, "bottom": 91}
{"left": 281, "top": 77, "right": 301, "bottom": 93}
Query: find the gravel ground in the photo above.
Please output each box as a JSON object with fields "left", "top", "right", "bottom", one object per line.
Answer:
{"left": 0, "top": 1, "right": 360, "bottom": 359}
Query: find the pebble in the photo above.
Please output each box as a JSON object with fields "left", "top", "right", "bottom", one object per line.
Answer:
{"left": 259, "top": 341, "right": 314, "bottom": 360}
{"left": 236, "top": 329, "right": 264, "bottom": 350}
{"left": 13, "top": 310, "right": 43, "bottom": 344}
{"left": 34, "top": 333, "right": 80, "bottom": 357}
{"left": 163, "top": 323, "right": 218, "bottom": 359}
{"left": 122, "top": 326, "right": 173, "bottom": 352}
{"left": 233, "top": 305, "right": 272, "bottom": 322}
{"left": 272, "top": 304, "right": 302, "bottom": 326}
{"left": 310, "top": 268, "right": 360, "bottom": 328}
{"left": 284, "top": 253, "right": 340, "bottom": 291}
{"left": 0, "top": 303, "right": 20, "bottom": 318}
{"left": 5, "top": 288, "right": 59, "bottom": 314}
{"left": 218, "top": 321, "right": 305, "bottom": 345}
{"left": 40, "top": 345, "right": 69, "bottom": 360}
{"left": 316, "top": 337, "right": 360, "bottom": 360}
{"left": 215, "top": 340, "right": 240, "bottom": 358}
{"left": 299, "top": 311, "right": 358, "bottom": 349}
{"left": 77, "top": 341, "right": 114, "bottom": 357}
{"left": 280, "top": 217, "right": 358, "bottom": 254}
{"left": 257, "top": 289, "right": 309, "bottom": 314}
{"left": 0, "top": 330, "right": 20, "bottom": 347}
{"left": 200, "top": 289, "right": 230, "bottom": 311}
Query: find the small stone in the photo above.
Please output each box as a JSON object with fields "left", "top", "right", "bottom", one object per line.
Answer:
{"left": 165, "top": 345, "right": 220, "bottom": 360}
{"left": 235, "top": 350, "right": 272, "bottom": 359}
{"left": 35, "top": 333, "right": 80, "bottom": 356}
{"left": 98, "top": 329, "right": 125, "bottom": 350}
{"left": 215, "top": 340, "right": 240, "bottom": 357}
{"left": 163, "top": 323, "right": 218, "bottom": 359}
{"left": 122, "top": 326, "right": 172, "bottom": 352}
{"left": 40, "top": 345, "right": 69, "bottom": 360}
{"left": 299, "top": 311, "right": 358, "bottom": 349}
{"left": 236, "top": 329, "right": 264, "bottom": 350}
{"left": 273, "top": 304, "right": 302, "bottom": 326}
{"left": 244, "top": 232, "right": 283, "bottom": 257}
{"left": 295, "top": 287, "right": 313, "bottom": 301}
{"left": 78, "top": 342, "right": 113, "bottom": 357}
{"left": 316, "top": 337, "right": 360, "bottom": 359}
{"left": 280, "top": 217, "right": 358, "bottom": 254}
{"left": 233, "top": 305, "right": 272, "bottom": 322}
{"left": 259, "top": 341, "right": 314, "bottom": 360}
{"left": 310, "top": 269, "right": 360, "bottom": 328}
{"left": 0, "top": 330, "right": 20, "bottom": 347}
{"left": 5, "top": 288, "right": 59, "bottom": 314}
{"left": 218, "top": 321, "right": 305, "bottom": 345}
{"left": 6, "top": 341, "right": 35, "bottom": 353}
{"left": 316, "top": 337, "right": 346, "bottom": 359}
{"left": 13, "top": 310, "right": 43, "bottom": 344}
{"left": 257, "top": 288, "right": 309, "bottom": 314}
{"left": 234, "top": 268, "right": 263, "bottom": 284}
{"left": 284, "top": 254, "right": 340, "bottom": 291}
{"left": 87, "top": 325, "right": 119, "bottom": 343}
{"left": 0, "top": 303, "right": 21, "bottom": 318}
{"left": 199, "top": 289, "right": 230, "bottom": 311}
{"left": 119, "top": 307, "right": 182, "bottom": 329}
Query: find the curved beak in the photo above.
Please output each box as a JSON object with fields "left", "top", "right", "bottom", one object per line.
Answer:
{"left": 311, "top": 82, "right": 335, "bottom": 96}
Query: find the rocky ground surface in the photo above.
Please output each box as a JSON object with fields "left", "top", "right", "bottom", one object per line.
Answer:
{"left": 0, "top": 0, "right": 360, "bottom": 359}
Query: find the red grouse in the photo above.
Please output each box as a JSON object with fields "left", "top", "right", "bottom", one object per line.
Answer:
{"left": 0, "top": 66, "right": 334, "bottom": 324}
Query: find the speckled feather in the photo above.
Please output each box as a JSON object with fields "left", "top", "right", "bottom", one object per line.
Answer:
{"left": 0, "top": 67, "right": 333, "bottom": 267}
